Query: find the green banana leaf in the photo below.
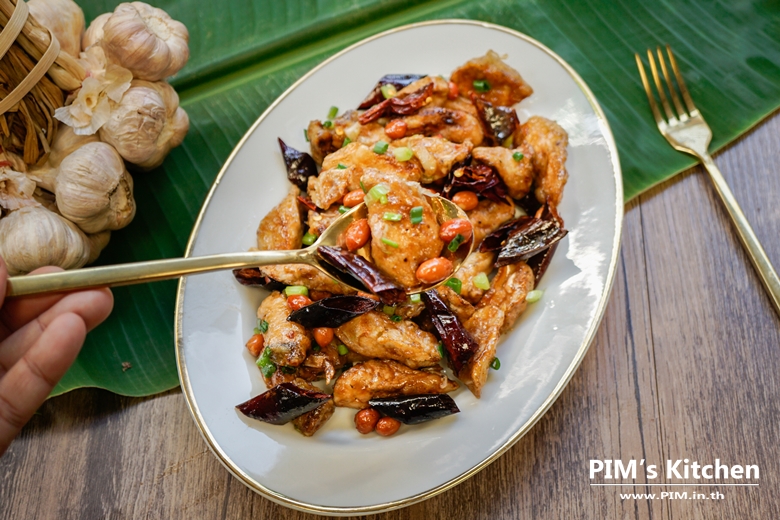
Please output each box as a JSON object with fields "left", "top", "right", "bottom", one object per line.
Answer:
{"left": 53, "top": 0, "right": 780, "bottom": 396}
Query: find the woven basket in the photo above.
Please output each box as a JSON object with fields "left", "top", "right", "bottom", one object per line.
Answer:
{"left": 0, "top": 0, "right": 84, "bottom": 165}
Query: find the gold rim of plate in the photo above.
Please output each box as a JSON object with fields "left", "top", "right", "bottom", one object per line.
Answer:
{"left": 174, "top": 19, "right": 624, "bottom": 516}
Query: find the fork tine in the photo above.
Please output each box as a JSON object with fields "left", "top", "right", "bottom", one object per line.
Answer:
{"left": 635, "top": 53, "right": 664, "bottom": 126}
{"left": 656, "top": 46, "right": 686, "bottom": 119}
{"left": 647, "top": 49, "right": 676, "bottom": 122}
{"left": 666, "top": 44, "right": 697, "bottom": 114}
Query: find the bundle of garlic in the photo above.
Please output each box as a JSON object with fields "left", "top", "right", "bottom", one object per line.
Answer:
{"left": 0, "top": 1, "right": 190, "bottom": 274}
{"left": 56, "top": 1, "right": 190, "bottom": 170}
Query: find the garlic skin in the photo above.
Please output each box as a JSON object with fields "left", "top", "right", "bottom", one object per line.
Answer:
{"left": 99, "top": 80, "right": 189, "bottom": 170}
{"left": 86, "top": 230, "right": 111, "bottom": 264}
{"left": 0, "top": 206, "right": 91, "bottom": 275}
{"left": 0, "top": 168, "right": 40, "bottom": 211}
{"left": 99, "top": 2, "right": 189, "bottom": 81}
{"left": 52, "top": 142, "right": 136, "bottom": 233}
{"left": 46, "top": 125, "right": 100, "bottom": 169}
{"left": 28, "top": 0, "right": 85, "bottom": 58}
{"left": 82, "top": 12, "right": 110, "bottom": 51}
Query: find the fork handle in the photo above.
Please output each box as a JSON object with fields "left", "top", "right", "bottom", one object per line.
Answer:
{"left": 701, "top": 153, "right": 780, "bottom": 316}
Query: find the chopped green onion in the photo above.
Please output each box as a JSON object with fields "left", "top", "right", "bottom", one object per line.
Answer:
{"left": 258, "top": 319, "right": 269, "bottom": 333}
{"left": 322, "top": 120, "right": 333, "bottom": 128}
{"left": 526, "top": 289, "right": 544, "bottom": 303}
{"left": 390, "top": 314, "right": 403, "bottom": 322}
{"left": 337, "top": 163, "right": 348, "bottom": 169}
{"left": 473, "top": 79, "right": 490, "bottom": 92}
{"left": 380, "top": 84, "right": 397, "bottom": 99}
{"left": 284, "top": 285, "right": 309, "bottom": 297}
{"left": 444, "top": 277, "right": 462, "bottom": 294}
{"left": 472, "top": 272, "right": 491, "bottom": 291}
{"left": 382, "top": 305, "right": 396, "bottom": 316}
{"left": 393, "top": 146, "right": 413, "bottom": 161}
{"left": 490, "top": 357, "right": 501, "bottom": 370}
{"left": 503, "top": 135, "right": 514, "bottom": 148}
{"left": 383, "top": 212, "right": 402, "bottom": 221}
{"left": 373, "top": 140, "right": 389, "bottom": 154}
{"left": 338, "top": 205, "right": 349, "bottom": 214}
{"left": 447, "top": 233, "right": 465, "bottom": 252}
{"left": 253, "top": 327, "right": 262, "bottom": 335}
{"left": 312, "top": 345, "right": 321, "bottom": 352}
{"left": 302, "top": 231, "right": 318, "bottom": 246}
{"left": 381, "top": 237, "right": 399, "bottom": 248}
{"left": 409, "top": 293, "right": 421, "bottom": 303}
{"left": 342, "top": 137, "right": 352, "bottom": 147}
{"left": 410, "top": 206, "right": 423, "bottom": 225}
{"left": 328, "top": 106, "right": 338, "bottom": 119}
{"left": 513, "top": 151, "right": 524, "bottom": 162}
{"left": 366, "top": 183, "right": 390, "bottom": 205}
{"left": 360, "top": 180, "right": 367, "bottom": 193}
{"left": 337, "top": 344, "right": 349, "bottom": 356}
{"left": 256, "top": 348, "right": 276, "bottom": 377}
{"left": 436, "top": 341, "right": 446, "bottom": 358}
{"left": 281, "top": 365, "right": 296, "bottom": 375}
{"left": 304, "top": 128, "right": 309, "bottom": 142}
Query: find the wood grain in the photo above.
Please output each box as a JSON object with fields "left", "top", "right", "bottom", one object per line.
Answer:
{"left": 1, "top": 112, "right": 778, "bottom": 520}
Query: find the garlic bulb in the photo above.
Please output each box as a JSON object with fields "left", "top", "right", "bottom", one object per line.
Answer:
{"left": 82, "top": 12, "right": 110, "bottom": 51}
{"left": 98, "top": 2, "right": 189, "bottom": 81}
{"left": 86, "top": 230, "right": 111, "bottom": 264}
{"left": 28, "top": 0, "right": 85, "bottom": 58}
{"left": 43, "top": 142, "right": 136, "bottom": 234}
{"left": 99, "top": 80, "right": 189, "bottom": 170}
{"left": 46, "top": 125, "right": 100, "bottom": 169}
{"left": 0, "top": 206, "right": 91, "bottom": 275}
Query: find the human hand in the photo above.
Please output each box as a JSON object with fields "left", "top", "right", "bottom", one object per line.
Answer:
{"left": 0, "top": 257, "right": 113, "bottom": 455}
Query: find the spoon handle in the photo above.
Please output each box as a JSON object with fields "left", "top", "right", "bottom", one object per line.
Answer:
{"left": 6, "top": 249, "right": 309, "bottom": 297}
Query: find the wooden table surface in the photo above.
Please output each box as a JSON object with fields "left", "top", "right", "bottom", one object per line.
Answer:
{"left": 2, "top": 111, "right": 778, "bottom": 520}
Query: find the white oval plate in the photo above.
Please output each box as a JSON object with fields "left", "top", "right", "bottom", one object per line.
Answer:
{"left": 176, "top": 20, "right": 623, "bottom": 516}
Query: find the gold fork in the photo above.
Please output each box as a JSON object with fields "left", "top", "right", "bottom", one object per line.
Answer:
{"left": 636, "top": 45, "right": 780, "bottom": 316}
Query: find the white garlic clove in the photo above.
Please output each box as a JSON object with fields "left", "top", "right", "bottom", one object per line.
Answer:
{"left": 0, "top": 206, "right": 91, "bottom": 275}
{"left": 54, "top": 141, "right": 137, "bottom": 234}
{"left": 82, "top": 12, "right": 110, "bottom": 51}
{"left": 99, "top": 2, "right": 189, "bottom": 81}
{"left": 28, "top": 0, "right": 86, "bottom": 58}
{"left": 99, "top": 80, "right": 189, "bottom": 170}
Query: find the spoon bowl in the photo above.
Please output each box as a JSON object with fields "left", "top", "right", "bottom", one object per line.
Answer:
{"left": 6, "top": 192, "right": 472, "bottom": 298}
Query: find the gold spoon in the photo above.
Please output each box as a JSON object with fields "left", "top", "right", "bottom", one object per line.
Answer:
{"left": 6, "top": 193, "right": 473, "bottom": 297}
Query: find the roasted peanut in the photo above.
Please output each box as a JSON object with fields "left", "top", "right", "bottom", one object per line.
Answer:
{"left": 452, "top": 191, "right": 479, "bottom": 211}
{"left": 344, "top": 218, "right": 370, "bottom": 251}
{"left": 287, "top": 294, "right": 312, "bottom": 311}
{"left": 342, "top": 189, "right": 365, "bottom": 208}
{"left": 245, "top": 334, "right": 264, "bottom": 357}
{"left": 439, "top": 218, "right": 473, "bottom": 243}
{"left": 375, "top": 416, "right": 401, "bottom": 436}
{"left": 384, "top": 119, "right": 407, "bottom": 140}
{"left": 355, "top": 408, "right": 381, "bottom": 434}
{"left": 313, "top": 327, "right": 335, "bottom": 348}
{"left": 415, "top": 257, "right": 454, "bottom": 284}
{"left": 448, "top": 81, "right": 459, "bottom": 100}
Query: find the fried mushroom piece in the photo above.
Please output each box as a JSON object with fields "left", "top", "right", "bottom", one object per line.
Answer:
{"left": 460, "top": 305, "right": 505, "bottom": 398}
{"left": 467, "top": 198, "right": 516, "bottom": 246}
{"left": 322, "top": 142, "right": 422, "bottom": 181}
{"left": 333, "top": 359, "right": 458, "bottom": 409}
{"left": 453, "top": 251, "right": 496, "bottom": 304}
{"left": 257, "top": 291, "right": 311, "bottom": 366}
{"left": 256, "top": 183, "right": 352, "bottom": 294}
{"left": 256, "top": 185, "right": 303, "bottom": 251}
{"left": 435, "top": 285, "right": 475, "bottom": 324}
{"left": 307, "top": 207, "right": 342, "bottom": 237}
{"left": 335, "top": 310, "right": 441, "bottom": 369}
{"left": 361, "top": 169, "right": 444, "bottom": 288}
{"left": 286, "top": 378, "right": 335, "bottom": 436}
{"left": 450, "top": 50, "right": 533, "bottom": 107}
{"left": 515, "top": 116, "right": 568, "bottom": 208}
{"left": 391, "top": 135, "right": 472, "bottom": 183}
{"left": 308, "top": 110, "right": 388, "bottom": 164}
{"left": 472, "top": 144, "right": 534, "bottom": 199}
{"left": 478, "top": 261, "right": 535, "bottom": 333}
{"left": 401, "top": 107, "right": 484, "bottom": 146}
